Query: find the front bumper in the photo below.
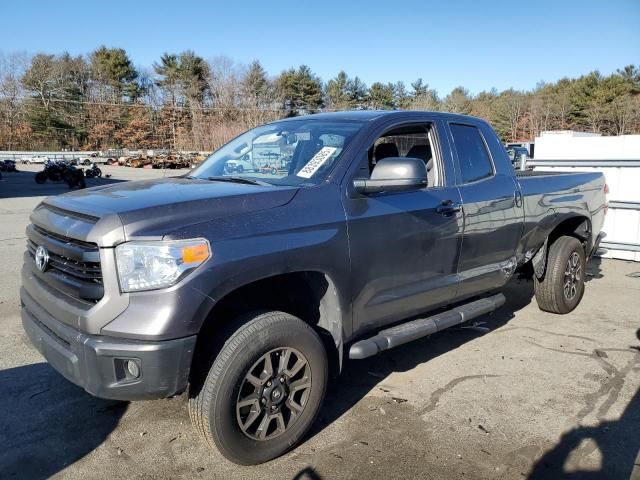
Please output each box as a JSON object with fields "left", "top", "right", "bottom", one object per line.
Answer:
{"left": 21, "top": 287, "right": 196, "bottom": 401}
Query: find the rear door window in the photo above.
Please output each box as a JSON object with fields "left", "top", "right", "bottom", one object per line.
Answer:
{"left": 450, "top": 124, "right": 494, "bottom": 183}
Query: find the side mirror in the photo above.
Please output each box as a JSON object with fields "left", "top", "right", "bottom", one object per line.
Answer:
{"left": 353, "top": 157, "right": 427, "bottom": 194}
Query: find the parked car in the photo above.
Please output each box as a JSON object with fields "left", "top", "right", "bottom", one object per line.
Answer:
{"left": 224, "top": 157, "right": 254, "bottom": 173}
{"left": 21, "top": 111, "right": 606, "bottom": 465}
{"left": 22, "top": 155, "right": 49, "bottom": 164}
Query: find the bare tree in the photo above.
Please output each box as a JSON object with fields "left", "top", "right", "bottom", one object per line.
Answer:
{"left": 611, "top": 93, "right": 638, "bottom": 135}
{"left": 0, "top": 52, "right": 29, "bottom": 149}
{"left": 494, "top": 89, "right": 525, "bottom": 141}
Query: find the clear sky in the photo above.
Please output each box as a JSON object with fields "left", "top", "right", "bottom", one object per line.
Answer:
{"left": 3, "top": 0, "right": 639, "bottom": 95}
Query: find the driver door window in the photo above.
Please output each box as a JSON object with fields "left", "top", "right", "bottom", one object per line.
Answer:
{"left": 367, "top": 124, "right": 440, "bottom": 188}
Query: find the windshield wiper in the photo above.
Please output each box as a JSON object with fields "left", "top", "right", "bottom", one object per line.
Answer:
{"left": 205, "top": 176, "right": 271, "bottom": 186}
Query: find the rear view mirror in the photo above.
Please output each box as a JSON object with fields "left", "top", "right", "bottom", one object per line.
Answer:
{"left": 353, "top": 157, "right": 427, "bottom": 194}
{"left": 286, "top": 133, "right": 298, "bottom": 144}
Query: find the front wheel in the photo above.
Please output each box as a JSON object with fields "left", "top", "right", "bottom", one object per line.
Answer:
{"left": 534, "top": 235, "right": 586, "bottom": 314}
{"left": 189, "top": 311, "right": 328, "bottom": 465}
{"left": 34, "top": 172, "right": 47, "bottom": 184}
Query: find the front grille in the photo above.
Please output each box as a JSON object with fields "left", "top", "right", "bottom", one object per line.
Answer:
{"left": 32, "top": 224, "right": 98, "bottom": 251}
{"left": 26, "top": 224, "right": 104, "bottom": 303}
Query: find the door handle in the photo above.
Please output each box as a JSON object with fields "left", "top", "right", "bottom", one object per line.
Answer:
{"left": 436, "top": 200, "right": 462, "bottom": 215}
{"left": 514, "top": 190, "right": 523, "bottom": 208}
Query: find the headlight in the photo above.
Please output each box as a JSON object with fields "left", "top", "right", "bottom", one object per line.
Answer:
{"left": 115, "top": 239, "right": 210, "bottom": 292}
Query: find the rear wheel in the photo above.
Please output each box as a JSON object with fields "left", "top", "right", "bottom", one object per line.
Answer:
{"left": 34, "top": 172, "right": 47, "bottom": 184}
{"left": 189, "top": 311, "right": 327, "bottom": 465}
{"left": 534, "top": 235, "right": 586, "bottom": 314}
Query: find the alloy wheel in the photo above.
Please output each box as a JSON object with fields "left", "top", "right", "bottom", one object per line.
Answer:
{"left": 235, "top": 347, "right": 312, "bottom": 441}
{"left": 563, "top": 251, "right": 582, "bottom": 300}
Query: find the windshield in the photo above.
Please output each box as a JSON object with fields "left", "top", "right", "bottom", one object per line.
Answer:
{"left": 190, "top": 119, "right": 364, "bottom": 186}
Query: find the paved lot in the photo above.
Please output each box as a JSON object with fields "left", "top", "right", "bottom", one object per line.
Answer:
{"left": 0, "top": 167, "right": 639, "bottom": 479}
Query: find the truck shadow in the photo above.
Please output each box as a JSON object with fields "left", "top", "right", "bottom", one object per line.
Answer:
{"left": 0, "top": 362, "right": 127, "bottom": 479}
{"left": 309, "top": 275, "right": 536, "bottom": 441}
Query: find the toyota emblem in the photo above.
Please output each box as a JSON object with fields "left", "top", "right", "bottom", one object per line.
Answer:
{"left": 35, "top": 245, "right": 49, "bottom": 272}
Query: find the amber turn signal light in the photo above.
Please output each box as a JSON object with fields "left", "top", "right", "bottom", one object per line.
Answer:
{"left": 182, "top": 243, "right": 210, "bottom": 264}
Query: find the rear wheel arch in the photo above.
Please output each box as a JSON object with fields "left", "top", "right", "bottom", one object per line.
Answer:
{"left": 532, "top": 215, "right": 591, "bottom": 280}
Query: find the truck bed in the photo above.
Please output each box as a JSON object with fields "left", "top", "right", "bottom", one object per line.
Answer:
{"left": 515, "top": 169, "right": 574, "bottom": 177}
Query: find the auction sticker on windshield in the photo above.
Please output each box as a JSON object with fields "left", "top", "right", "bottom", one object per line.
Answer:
{"left": 296, "top": 147, "right": 337, "bottom": 178}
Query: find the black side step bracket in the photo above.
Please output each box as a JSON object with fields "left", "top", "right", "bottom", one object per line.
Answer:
{"left": 348, "top": 293, "right": 505, "bottom": 359}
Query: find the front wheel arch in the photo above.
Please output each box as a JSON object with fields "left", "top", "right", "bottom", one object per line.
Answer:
{"left": 192, "top": 271, "right": 345, "bottom": 382}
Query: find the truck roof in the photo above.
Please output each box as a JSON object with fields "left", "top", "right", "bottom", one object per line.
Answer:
{"left": 276, "top": 110, "right": 484, "bottom": 124}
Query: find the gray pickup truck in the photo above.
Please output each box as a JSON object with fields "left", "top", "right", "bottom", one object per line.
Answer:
{"left": 21, "top": 111, "right": 606, "bottom": 464}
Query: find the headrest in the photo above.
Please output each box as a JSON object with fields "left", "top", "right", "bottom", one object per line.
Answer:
{"left": 406, "top": 144, "right": 432, "bottom": 162}
{"left": 374, "top": 142, "right": 399, "bottom": 161}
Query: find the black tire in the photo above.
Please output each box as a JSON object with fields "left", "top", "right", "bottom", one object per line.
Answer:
{"left": 95, "top": 168, "right": 102, "bottom": 178}
{"left": 534, "top": 236, "right": 586, "bottom": 314}
{"left": 189, "top": 311, "right": 328, "bottom": 465}
{"left": 35, "top": 172, "right": 47, "bottom": 184}
{"left": 83, "top": 159, "right": 91, "bottom": 166}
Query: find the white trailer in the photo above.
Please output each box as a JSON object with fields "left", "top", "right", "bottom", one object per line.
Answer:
{"left": 528, "top": 131, "right": 640, "bottom": 261}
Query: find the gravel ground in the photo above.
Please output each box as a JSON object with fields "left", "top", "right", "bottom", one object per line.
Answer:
{"left": 0, "top": 166, "right": 638, "bottom": 479}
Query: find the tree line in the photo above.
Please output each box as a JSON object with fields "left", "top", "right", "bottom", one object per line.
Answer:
{"left": 0, "top": 47, "right": 638, "bottom": 152}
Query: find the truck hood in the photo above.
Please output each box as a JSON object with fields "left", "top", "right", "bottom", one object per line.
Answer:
{"left": 43, "top": 177, "right": 299, "bottom": 245}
